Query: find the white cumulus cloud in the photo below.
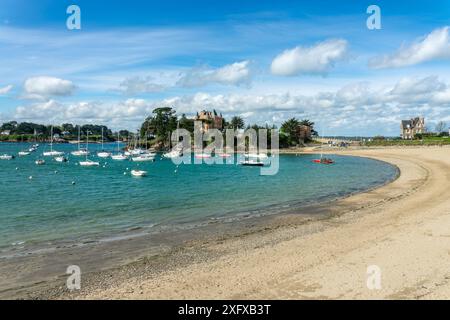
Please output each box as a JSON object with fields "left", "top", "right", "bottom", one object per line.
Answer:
{"left": 177, "top": 60, "right": 252, "bottom": 87}
{"left": 270, "top": 39, "right": 348, "bottom": 76}
{"left": 23, "top": 76, "right": 76, "bottom": 100}
{"left": 0, "top": 84, "right": 13, "bottom": 95}
{"left": 9, "top": 76, "right": 450, "bottom": 135}
{"left": 369, "top": 26, "right": 450, "bottom": 69}
{"left": 118, "top": 76, "right": 167, "bottom": 95}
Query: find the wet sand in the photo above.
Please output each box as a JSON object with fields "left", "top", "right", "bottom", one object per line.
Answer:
{"left": 2, "top": 147, "right": 450, "bottom": 299}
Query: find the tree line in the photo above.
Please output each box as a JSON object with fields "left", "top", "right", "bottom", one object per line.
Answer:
{"left": 140, "top": 107, "right": 317, "bottom": 149}
{"left": 0, "top": 121, "right": 131, "bottom": 142}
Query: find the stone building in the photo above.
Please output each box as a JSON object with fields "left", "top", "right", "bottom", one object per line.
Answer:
{"left": 401, "top": 117, "right": 425, "bottom": 139}
{"left": 195, "top": 110, "right": 224, "bottom": 132}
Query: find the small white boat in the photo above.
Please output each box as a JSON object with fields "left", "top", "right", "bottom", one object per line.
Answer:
{"left": 79, "top": 160, "right": 100, "bottom": 167}
{"left": 131, "top": 170, "right": 148, "bottom": 177}
{"left": 35, "top": 159, "right": 45, "bottom": 165}
{"left": 0, "top": 154, "right": 14, "bottom": 160}
{"left": 131, "top": 153, "right": 155, "bottom": 162}
{"left": 18, "top": 151, "right": 31, "bottom": 156}
{"left": 43, "top": 150, "right": 65, "bottom": 157}
{"left": 55, "top": 156, "right": 68, "bottom": 163}
{"left": 240, "top": 159, "right": 265, "bottom": 167}
{"left": 194, "top": 153, "right": 211, "bottom": 159}
{"left": 97, "top": 151, "right": 111, "bottom": 158}
{"left": 71, "top": 149, "right": 89, "bottom": 156}
{"left": 245, "top": 153, "right": 268, "bottom": 159}
{"left": 163, "top": 149, "right": 182, "bottom": 158}
{"left": 219, "top": 153, "right": 233, "bottom": 158}
{"left": 111, "top": 154, "right": 128, "bottom": 161}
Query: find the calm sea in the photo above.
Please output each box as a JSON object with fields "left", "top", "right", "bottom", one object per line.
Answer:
{"left": 0, "top": 142, "right": 398, "bottom": 256}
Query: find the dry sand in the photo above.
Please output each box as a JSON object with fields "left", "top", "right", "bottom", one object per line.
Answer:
{"left": 79, "top": 147, "right": 450, "bottom": 300}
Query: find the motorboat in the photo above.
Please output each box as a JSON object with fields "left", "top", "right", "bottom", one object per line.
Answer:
{"left": 55, "top": 156, "right": 68, "bottom": 163}
{"left": 0, "top": 154, "right": 14, "bottom": 160}
{"left": 131, "top": 153, "right": 155, "bottom": 162}
{"left": 313, "top": 158, "right": 334, "bottom": 164}
{"left": 35, "top": 159, "right": 45, "bottom": 165}
{"left": 79, "top": 160, "right": 100, "bottom": 167}
{"left": 239, "top": 159, "right": 265, "bottom": 167}
{"left": 130, "top": 170, "right": 148, "bottom": 177}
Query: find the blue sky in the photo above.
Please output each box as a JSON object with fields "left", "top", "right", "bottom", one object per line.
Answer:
{"left": 0, "top": 0, "right": 449, "bottom": 135}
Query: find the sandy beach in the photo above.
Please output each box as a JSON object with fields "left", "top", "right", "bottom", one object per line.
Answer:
{"left": 1, "top": 146, "right": 449, "bottom": 300}
{"left": 64, "top": 146, "right": 448, "bottom": 300}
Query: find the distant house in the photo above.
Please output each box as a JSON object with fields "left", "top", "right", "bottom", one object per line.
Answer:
{"left": 401, "top": 117, "right": 425, "bottom": 139}
{"left": 195, "top": 110, "right": 224, "bottom": 132}
{"left": 297, "top": 125, "right": 312, "bottom": 142}
{"left": 0, "top": 130, "right": 11, "bottom": 136}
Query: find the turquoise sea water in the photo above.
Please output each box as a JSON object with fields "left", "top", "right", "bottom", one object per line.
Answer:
{"left": 0, "top": 143, "right": 398, "bottom": 255}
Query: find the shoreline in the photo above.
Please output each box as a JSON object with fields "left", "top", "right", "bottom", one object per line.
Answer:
{"left": 0, "top": 156, "right": 398, "bottom": 260}
{"left": 2, "top": 146, "right": 449, "bottom": 299}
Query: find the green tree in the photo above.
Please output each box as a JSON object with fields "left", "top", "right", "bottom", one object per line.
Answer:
{"left": 141, "top": 107, "right": 178, "bottom": 146}
{"left": 179, "top": 114, "right": 194, "bottom": 132}
{"left": 281, "top": 118, "right": 300, "bottom": 146}
{"left": 230, "top": 116, "right": 245, "bottom": 129}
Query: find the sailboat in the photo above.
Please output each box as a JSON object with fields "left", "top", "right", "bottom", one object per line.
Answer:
{"left": 97, "top": 127, "right": 111, "bottom": 158}
{"left": 111, "top": 133, "right": 127, "bottom": 161}
{"left": 71, "top": 126, "right": 89, "bottom": 156}
{"left": 79, "top": 131, "right": 100, "bottom": 167}
{"left": 163, "top": 120, "right": 182, "bottom": 158}
{"left": 43, "top": 126, "right": 64, "bottom": 157}
{"left": 18, "top": 135, "right": 31, "bottom": 156}
{"left": 131, "top": 129, "right": 155, "bottom": 162}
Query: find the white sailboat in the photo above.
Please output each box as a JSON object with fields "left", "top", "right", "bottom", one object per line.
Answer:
{"left": 79, "top": 131, "right": 100, "bottom": 167}
{"left": 111, "top": 132, "right": 127, "bottom": 161}
{"left": 71, "top": 126, "right": 89, "bottom": 156}
{"left": 18, "top": 135, "right": 31, "bottom": 156}
{"left": 97, "top": 127, "right": 111, "bottom": 158}
{"left": 43, "top": 126, "right": 64, "bottom": 157}
{"left": 163, "top": 120, "right": 182, "bottom": 158}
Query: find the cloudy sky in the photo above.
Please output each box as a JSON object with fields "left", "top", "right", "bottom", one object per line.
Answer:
{"left": 0, "top": 0, "right": 449, "bottom": 136}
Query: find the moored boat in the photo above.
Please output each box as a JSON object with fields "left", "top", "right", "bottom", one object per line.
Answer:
{"left": 0, "top": 154, "right": 15, "bottom": 160}
{"left": 130, "top": 170, "right": 148, "bottom": 177}
{"left": 240, "top": 159, "right": 265, "bottom": 167}
{"left": 79, "top": 160, "right": 100, "bottom": 167}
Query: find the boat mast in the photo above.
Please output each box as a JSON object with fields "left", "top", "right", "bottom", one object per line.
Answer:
{"left": 78, "top": 126, "right": 81, "bottom": 151}
{"left": 50, "top": 125, "right": 53, "bottom": 152}
{"left": 101, "top": 127, "right": 104, "bottom": 151}
{"left": 117, "top": 132, "right": 120, "bottom": 153}
{"left": 86, "top": 130, "right": 89, "bottom": 161}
